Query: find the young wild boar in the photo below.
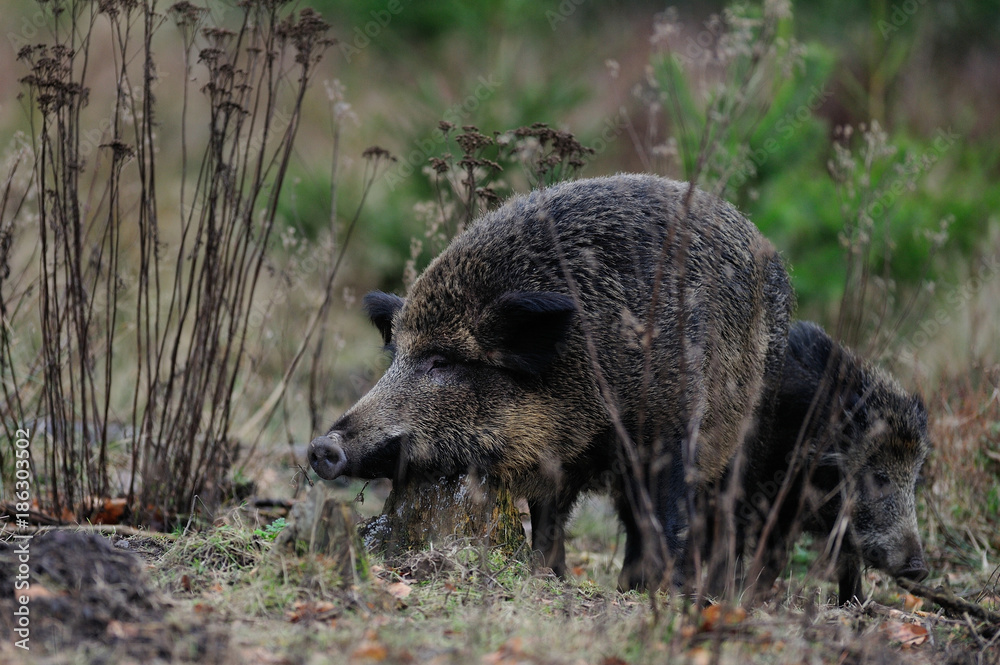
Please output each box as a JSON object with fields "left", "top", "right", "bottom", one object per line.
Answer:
{"left": 732, "top": 321, "right": 930, "bottom": 603}
{"left": 308, "top": 174, "right": 792, "bottom": 591}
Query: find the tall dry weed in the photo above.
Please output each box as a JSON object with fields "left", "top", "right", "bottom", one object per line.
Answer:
{"left": 2, "top": 0, "right": 345, "bottom": 526}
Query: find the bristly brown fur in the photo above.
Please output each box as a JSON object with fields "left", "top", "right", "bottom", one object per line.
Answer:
{"left": 311, "top": 174, "right": 793, "bottom": 592}
{"left": 712, "top": 320, "right": 931, "bottom": 604}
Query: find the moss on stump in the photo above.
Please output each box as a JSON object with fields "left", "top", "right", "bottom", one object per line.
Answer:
{"left": 274, "top": 483, "right": 370, "bottom": 584}
{"left": 361, "top": 475, "right": 526, "bottom": 558}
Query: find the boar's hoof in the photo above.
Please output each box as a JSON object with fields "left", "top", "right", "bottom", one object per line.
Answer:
{"left": 617, "top": 554, "right": 667, "bottom": 593}
{"left": 895, "top": 557, "right": 929, "bottom": 582}
{"left": 308, "top": 434, "right": 348, "bottom": 480}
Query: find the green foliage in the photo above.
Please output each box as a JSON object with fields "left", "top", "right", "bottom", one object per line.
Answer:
{"left": 254, "top": 517, "right": 288, "bottom": 542}
{"left": 315, "top": 0, "right": 585, "bottom": 46}
{"left": 648, "top": 2, "right": 806, "bottom": 189}
{"left": 276, "top": 176, "right": 332, "bottom": 242}
{"left": 647, "top": 4, "right": 1000, "bottom": 315}
{"left": 986, "top": 486, "right": 1000, "bottom": 521}
{"left": 751, "top": 130, "right": 1000, "bottom": 315}
{"left": 156, "top": 524, "right": 264, "bottom": 593}
{"left": 790, "top": 535, "right": 815, "bottom": 567}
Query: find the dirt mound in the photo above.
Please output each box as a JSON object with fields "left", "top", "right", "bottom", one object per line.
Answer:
{"left": 0, "top": 530, "right": 211, "bottom": 659}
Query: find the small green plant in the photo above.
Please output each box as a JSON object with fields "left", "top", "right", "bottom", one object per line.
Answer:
{"left": 986, "top": 487, "right": 1000, "bottom": 518}
{"left": 254, "top": 517, "right": 288, "bottom": 542}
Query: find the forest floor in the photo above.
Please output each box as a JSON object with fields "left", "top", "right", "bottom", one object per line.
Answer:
{"left": 1, "top": 376, "right": 998, "bottom": 665}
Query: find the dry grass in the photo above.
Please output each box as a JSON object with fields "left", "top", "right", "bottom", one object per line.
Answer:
{"left": 4, "top": 488, "right": 998, "bottom": 665}
{"left": 1, "top": 1, "right": 998, "bottom": 663}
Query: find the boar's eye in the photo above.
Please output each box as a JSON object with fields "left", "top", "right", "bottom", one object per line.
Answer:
{"left": 867, "top": 471, "right": 894, "bottom": 500}
{"left": 423, "top": 354, "right": 459, "bottom": 381}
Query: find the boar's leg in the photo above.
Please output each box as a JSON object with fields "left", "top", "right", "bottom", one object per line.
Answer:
{"left": 740, "top": 454, "right": 815, "bottom": 601}
{"left": 743, "top": 525, "right": 791, "bottom": 601}
{"left": 743, "top": 492, "right": 801, "bottom": 600}
{"left": 657, "top": 449, "right": 689, "bottom": 583}
{"left": 528, "top": 497, "right": 570, "bottom": 577}
{"left": 836, "top": 535, "right": 864, "bottom": 604}
{"left": 616, "top": 501, "right": 665, "bottom": 591}
{"left": 616, "top": 453, "right": 686, "bottom": 592}
{"left": 696, "top": 489, "right": 747, "bottom": 599}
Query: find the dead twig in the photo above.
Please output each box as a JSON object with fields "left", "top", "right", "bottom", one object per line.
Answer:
{"left": 0, "top": 523, "right": 177, "bottom": 540}
{"left": 897, "top": 576, "right": 1000, "bottom": 638}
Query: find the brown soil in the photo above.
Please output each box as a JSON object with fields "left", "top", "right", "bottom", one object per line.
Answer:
{"left": 0, "top": 531, "right": 228, "bottom": 663}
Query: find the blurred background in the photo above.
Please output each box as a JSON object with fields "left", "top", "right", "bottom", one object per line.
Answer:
{"left": 1, "top": 0, "right": 998, "bottom": 520}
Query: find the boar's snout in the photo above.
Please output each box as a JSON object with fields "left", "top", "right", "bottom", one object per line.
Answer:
{"left": 895, "top": 555, "right": 929, "bottom": 582}
{"left": 309, "top": 434, "right": 348, "bottom": 480}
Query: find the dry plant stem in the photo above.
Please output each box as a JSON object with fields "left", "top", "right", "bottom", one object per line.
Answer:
{"left": 128, "top": 1, "right": 163, "bottom": 511}
{"left": 656, "top": 7, "right": 780, "bottom": 192}
{"left": 20, "top": 0, "right": 110, "bottom": 518}
{"left": 981, "top": 562, "right": 1000, "bottom": 605}
{"left": 235, "top": 151, "right": 393, "bottom": 452}
{"left": 651, "top": 8, "right": 789, "bottom": 602}
{"left": 0, "top": 155, "right": 32, "bottom": 445}
{"left": 17, "top": 1, "right": 332, "bottom": 524}
{"left": 744, "top": 350, "right": 842, "bottom": 589}
{"left": 827, "top": 125, "right": 944, "bottom": 356}
{"left": 136, "top": 3, "right": 331, "bottom": 520}
{"left": 896, "top": 576, "right": 1000, "bottom": 638}
{"left": 0, "top": 522, "right": 178, "bottom": 540}
{"left": 544, "top": 213, "right": 667, "bottom": 623}
{"left": 306, "top": 86, "right": 347, "bottom": 435}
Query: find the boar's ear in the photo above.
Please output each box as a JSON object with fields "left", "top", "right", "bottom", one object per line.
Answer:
{"left": 484, "top": 291, "right": 575, "bottom": 377}
{"left": 910, "top": 393, "right": 928, "bottom": 427}
{"left": 363, "top": 291, "right": 405, "bottom": 347}
{"left": 902, "top": 393, "right": 930, "bottom": 443}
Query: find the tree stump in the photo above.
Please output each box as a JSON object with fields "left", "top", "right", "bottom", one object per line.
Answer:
{"left": 274, "top": 483, "right": 369, "bottom": 584}
{"left": 361, "top": 475, "right": 526, "bottom": 558}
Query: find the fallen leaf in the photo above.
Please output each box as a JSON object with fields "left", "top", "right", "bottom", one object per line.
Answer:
{"left": 701, "top": 604, "right": 721, "bottom": 629}
{"left": 687, "top": 647, "right": 712, "bottom": 665}
{"left": 285, "top": 600, "right": 339, "bottom": 622}
{"left": 482, "top": 637, "right": 524, "bottom": 664}
{"left": 700, "top": 603, "right": 747, "bottom": 631}
{"left": 387, "top": 582, "right": 412, "bottom": 600}
{"left": 106, "top": 620, "right": 141, "bottom": 639}
{"left": 352, "top": 642, "right": 388, "bottom": 661}
{"left": 902, "top": 593, "right": 924, "bottom": 612}
{"left": 21, "top": 584, "right": 56, "bottom": 600}
{"left": 571, "top": 566, "right": 586, "bottom": 577}
{"left": 881, "top": 621, "right": 929, "bottom": 648}
{"left": 725, "top": 606, "right": 748, "bottom": 624}
{"left": 90, "top": 497, "right": 128, "bottom": 524}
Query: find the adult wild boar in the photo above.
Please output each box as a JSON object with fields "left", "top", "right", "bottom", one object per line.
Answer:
{"left": 309, "top": 174, "right": 793, "bottom": 590}
{"left": 732, "top": 321, "right": 930, "bottom": 603}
